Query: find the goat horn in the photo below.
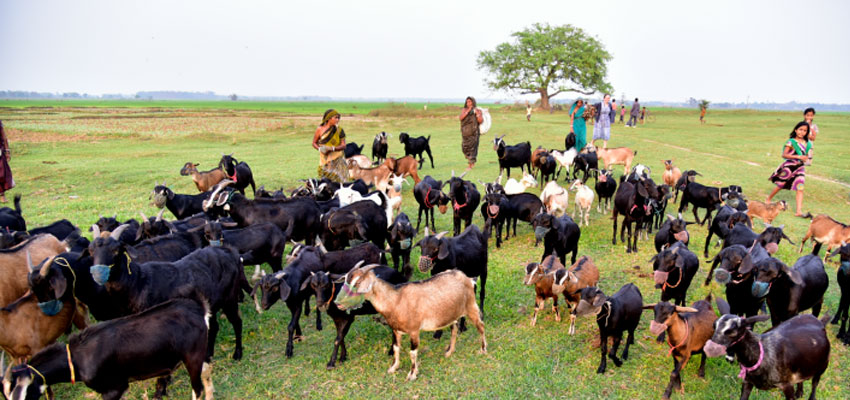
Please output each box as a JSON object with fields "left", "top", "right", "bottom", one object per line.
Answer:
{"left": 317, "top": 240, "right": 328, "bottom": 254}
{"left": 26, "top": 250, "right": 36, "bottom": 272}
{"left": 91, "top": 224, "right": 101, "bottom": 238}
{"left": 156, "top": 209, "right": 165, "bottom": 221}
{"left": 675, "top": 306, "right": 699, "bottom": 313}
{"left": 641, "top": 303, "right": 657, "bottom": 309}
{"left": 459, "top": 170, "right": 469, "bottom": 179}
{"left": 451, "top": 170, "right": 455, "bottom": 178}
{"left": 353, "top": 260, "right": 366, "bottom": 270}
{"left": 140, "top": 212, "right": 148, "bottom": 221}
{"left": 424, "top": 226, "right": 431, "bottom": 237}
{"left": 435, "top": 231, "right": 449, "bottom": 239}
{"left": 109, "top": 224, "right": 130, "bottom": 240}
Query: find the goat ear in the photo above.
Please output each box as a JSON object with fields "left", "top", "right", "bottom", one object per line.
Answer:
{"left": 744, "top": 314, "right": 770, "bottom": 326}
{"left": 78, "top": 247, "right": 91, "bottom": 260}
{"left": 738, "top": 254, "right": 755, "bottom": 275}
{"left": 279, "top": 282, "right": 292, "bottom": 301}
{"left": 299, "top": 277, "right": 312, "bottom": 292}
{"left": 642, "top": 303, "right": 657, "bottom": 310}
{"left": 591, "top": 295, "right": 606, "bottom": 307}
{"left": 50, "top": 273, "right": 68, "bottom": 299}
{"left": 437, "top": 239, "right": 451, "bottom": 260}
{"left": 675, "top": 306, "right": 699, "bottom": 313}
{"left": 716, "top": 297, "right": 731, "bottom": 315}
{"left": 782, "top": 264, "right": 804, "bottom": 285}
{"left": 123, "top": 244, "right": 138, "bottom": 260}
{"left": 637, "top": 183, "right": 648, "bottom": 198}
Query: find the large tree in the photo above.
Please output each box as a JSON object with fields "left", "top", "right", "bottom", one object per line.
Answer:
{"left": 477, "top": 23, "right": 613, "bottom": 110}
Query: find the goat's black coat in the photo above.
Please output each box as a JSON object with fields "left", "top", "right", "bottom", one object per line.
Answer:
{"left": 371, "top": 132, "right": 389, "bottom": 164}
{"left": 652, "top": 242, "right": 699, "bottom": 306}
{"left": 594, "top": 169, "right": 617, "bottom": 211}
{"left": 573, "top": 152, "right": 598, "bottom": 182}
{"left": 706, "top": 244, "right": 769, "bottom": 317}
{"left": 412, "top": 175, "right": 449, "bottom": 232}
{"left": 152, "top": 185, "right": 211, "bottom": 220}
{"left": 320, "top": 199, "right": 388, "bottom": 254}
{"left": 723, "top": 224, "right": 792, "bottom": 251}
{"left": 481, "top": 193, "right": 512, "bottom": 248}
{"left": 447, "top": 176, "right": 481, "bottom": 236}
{"left": 531, "top": 212, "right": 581, "bottom": 265}
{"left": 344, "top": 142, "right": 365, "bottom": 158}
{"left": 744, "top": 254, "right": 828, "bottom": 327}
{"left": 219, "top": 154, "right": 257, "bottom": 196}
{"left": 578, "top": 284, "right": 643, "bottom": 374}
{"left": 704, "top": 205, "right": 752, "bottom": 258}
{"left": 678, "top": 181, "right": 722, "bottom": 226}
{"left": 612, "top": 179, "right": 652, "bottom": 253}
{"left": 204, "top": 221, "right": 287, "bottom": 272}
{"left": 831, "top": 243, "right": 850, "bottom": 344}
{"left": 207, "top": 189, "right": 322, "bottom": 246}
{"left": 492, "top": 137, "right": 531, "bottom": 179}
{"left": 399, "top": 132, "right": 434, "bottom": 169}
{"left": 654, "top": 217, "right": 691, "bottom": 252}
{"left": 0, "top": 194, "right": 26, "bottom": 231}
{"left": 388, "top": 213, "right": 416, "bottom": 279}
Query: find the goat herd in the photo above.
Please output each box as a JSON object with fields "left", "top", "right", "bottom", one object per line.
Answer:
{"left": 1, "top": 130, "right": 849, "bottom": 400}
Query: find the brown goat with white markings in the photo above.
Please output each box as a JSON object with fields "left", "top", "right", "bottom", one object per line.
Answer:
{"left": 0, "top": 234, "right": 69, "bottom": 307}
{"left": 347, "top": 160, "right": 393, "bottom": 190}
{"left": 662, "top": 159, "right": 682, "bottom": 188}
{"left": 335, "top": 265, "right": 486, "bottom": 381}
{"left": 644, "top": 295, "right": 718, "bottom": 399}
{"left": 747, "top": 200, "right": 787, "bottom": 225}
{"left": 179, "top": 162, "right": 227, "bottom": 193}
{"left": 799, "top": 214, "right": 850, "bottom": 260}
{"left": 384, "top": 155, "right": 421, "bottom": 184}
{"left": 561, "top": 256, "right": 600, "bottom": 335}
{"left": 523, "top": 253, "right": 568, "bottom": 327}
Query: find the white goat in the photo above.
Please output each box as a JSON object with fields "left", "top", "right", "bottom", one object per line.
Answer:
{"left": 504, "top": 172, "right": 538, "bottom": 195}
{"left": 384, "top": 173, "right": 409, "bottom": 218}
{"left": 334, "top": 187, "right": 393, "bottom": 227}
{"left": 539, "top": 181, "right": 569, "bottom": 217}
{"left": 569, "top": 180, "right": 595, "bottom": 227}
{"left": 551, "top": 148, "right": 578, "bottom": 180}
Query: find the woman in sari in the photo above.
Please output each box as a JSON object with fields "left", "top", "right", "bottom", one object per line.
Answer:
{"left": 0, "top": 121, "right": 14, "bottom": 203}
{"left": 569, "top": 99, "right": 587, "bottom": 152}
{"left": 766, "top": 121, "right": 813, "bottom": 218}
{"left": 312, "top": 109, "right": 348, "bottom": 182}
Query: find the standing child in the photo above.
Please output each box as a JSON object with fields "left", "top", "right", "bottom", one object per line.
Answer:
{"left": 640, "top": 107, "right": 646, "bottom": 125}
{"left": 766, "top": 121, "right": 813, "bottom": 218}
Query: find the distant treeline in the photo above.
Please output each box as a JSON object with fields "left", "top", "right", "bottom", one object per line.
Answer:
{"left": 1, "top": 90, "right": 848, "bottom": 111}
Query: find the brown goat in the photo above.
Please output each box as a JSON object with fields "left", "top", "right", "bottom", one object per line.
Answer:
{"left": 384, "top": 156, "right": 421, "bottom": 184}
{"left": 180, "top": 162, "right": 227, "bottom": 193}
{"left": 595, "top": 146, "right": 636, "bottom": 175}
{"left": 530, "top": 146, "right": 547, "bottom": 173}
{"left": 0, "top": 234, "right": 68, "bottom": 307}
{"left": 747, "top": 200, "right": 787, "bottom": 224}
{"left": 562, "top": 256, "right": 600, "bottom": 335}
{"left": 336, "top": 265, "right": 486, "bottom": 381}
{"left": 347, "top": 160, "right": 393, "bottom": 190}
{"left": 662, "top": 160, "right": 682, "bottom": 188}
{"left": 800, "top": 214, "right": 850, "bottom": 260}
{"left": 644, "top": 295, "right": 717, "bottom": 399}
{"left": 523, "top": 254, "right": 567, "bottom": 327}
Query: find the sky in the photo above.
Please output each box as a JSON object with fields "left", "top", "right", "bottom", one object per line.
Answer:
{"left": 1, "top": 0, "right": 848, "bottom": 104}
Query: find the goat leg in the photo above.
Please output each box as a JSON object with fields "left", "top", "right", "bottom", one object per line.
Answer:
{"left": 553, "top": 297, "right": 561, "bottom": 322}
{"left": 388, "top": 330, "right": 403, "bottom": 374}
{"left": 622, "top": 329, "right": 635, "bottom": 360}
{"left": 608, "top": 335, "right": 623, "bottom": 367}
{"left": 663, "top": 357, "right": 681, "bottom": 400}
{"left": 153, "top": 375, "right": 172, "bottom": 399}
{"left": 406, "top": 333, "right": 421, "bottom": 381}
{"left": 531, "top": 296, "right": 542, "bottom": 326}
{"left": 569, "top": 311, "right": 577, "bottom": 335}
{"left": 597, "top": 334, "right": 609, "bottom": 374}
{"left": 445, "top": 322, "right": 458, "bottom": 357}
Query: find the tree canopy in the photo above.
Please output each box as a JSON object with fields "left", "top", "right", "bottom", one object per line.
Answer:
{"left": 477, "top": 23, "right": 613, "bottom": 109}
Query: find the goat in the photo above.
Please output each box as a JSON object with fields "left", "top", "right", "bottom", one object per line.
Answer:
{"left": 661, "top": 159, "right": 682, "bottom": 191}
{"left": 90, "top": 215, "right": 142, "bottom": 245}
{"left": 559, "top": 256, "right": 600, "bottom": 334}
{"left": 412, "top": 175, "right": 449, "bottom": 232}
{"left": 384, "top": 173, "right": 407, "bottom": 217}
{"left": 372, "top": 131, "right": 389, "bottom": 164}
{"left": 134, "top": 210, "right": 173, "bottom": 241}
{"left": 180, "top": 162, "right": 226, "bottom": 193}
{"left": 828, "top": 243, "right": 850, "bottom": 344}
{"left": 0, "top": 194, "right": 26, "bottom": 232}
{"left": 384, "top": 155, "right": 422, "bottom": 184}
{"left": 706, "top": 244, "right": 770, "bottom": 317}
{"left": 703, "top": 206, "right": 752, "bottom": 258}
{"left": 447, "top": 171, "right": 481, "bottom": 236}
{"left": 570, "top": 179, "right": 594, "bottom": 227}
{"left": 678, "top": 176, "right": 722, "bottom": 226}
{"left": 0, "top": 234, "right": 69, "bottom": 307}
{"left": 481, "top": 193, "right": 512, "bottom": 248}
{"left": 254, "top": 185, "right": 287, "bottom": 200}
{"left": 723, "top": 224, "right": 794, "bottom": 255}
{"left": 0, "top": 219, "right": 80, "bottom": 250}
{"left": 320, "top": 199, "right": 388, "bottom": 253}
{"left": 644, "top": 295, "right": 717, "bottom": 399}
{"left": 573, "top": 152, "right": 599, "bottom": 183}
{"left": 531, "top": 212, "right": 580, "bottom": 265}
{"left": 219, "top": 153, "right": 257, "bottom": 196}
{"left": 531, "top": 147, "right": 557, "bottom": 184}
{"left": 594, "top": 169, "right": 617, "bottom": 213}
{"left": 203, "top": 220, "right": 286, "bottom": 272}
{"left": 2, "top": 298, "right": 213, "bottom": 400}
{"left": 612, "top": 179, "right": 653, "bottom": 253}
{"left": 703, "top": 312, "right": 831, "bottom": 400}
{"left": 673, "top": 170, "right": 699, "bottom": 203}
{"left": 539, "top": 180, "right": 569, "bottom": 217}
{"left": 523, "top": 253, "right": 568, "bottom": 326}
{"left": 652, "top": 242, "right": 700, "bottom": 307}
{"left": 594, "top": 146, "right": 636, "bottom": 175}
{"left": 551, "top": 148, "right": 578, "bottom": 180}
{"left": 651, "top": 184, "right": 673, "bottom": 230}
{"left": 388, "top": 213, "right": 416, "bottom": 279}
{"left": 746, "top": 200, "right": 787, "bottom": 225}
{"left": 344, "top": 142, "right": 365, "bottom": 158}
{"left": 492, "top": 135, "right": 531, "bottom": 179}
{"left": 799, "top": 214, "right": 850, "bottom": 260}
{"left": 742, "top": 254, "right": 828, "bottom": 327}
{"left": 347, "top": 160, "right": 392, "bottom": 191}
{"left": 150, "top": 183, "right": 211, "bottom": 220}
{"left": 335, "top": 266, "right": 486, "bottom": 381}
{"left": 398, "top": 132, "right": 434, "bottom": 169}
{"left": 575, "top": 284, "right": 644, "bottom": 374}
{"left": 504, "top": 172, "right": 537, "bottom": 195}
{"left": 346, "top": 154, "right": 372, "bottom": 169}
{"left": 501, "top": 193, "right": 543, "bottom": 241}
{"left": 654, "top": 215, "right": 693, "bottom": 252}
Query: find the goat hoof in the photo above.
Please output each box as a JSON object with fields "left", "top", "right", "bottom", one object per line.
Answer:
{"left": 406, "top": 371, "right": 418, "bottom": 381}
{"left": 293, "top": 335, "right": 305, "bottom": 342}
{"left": 232, "top": 349, "right": 243, "bottom": 361}
{"left": 596, "top": 366, "right": 606, "bottom": 374}
{"left": 326, "top": 364, "right": 336, "bottom": 371}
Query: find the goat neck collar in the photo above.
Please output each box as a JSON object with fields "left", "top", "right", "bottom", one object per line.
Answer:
{"left": 667, "top": 319, "right": 689, "bottom": 355}
{"left": 423, "top": 187, "right": 434, "bottom": 209}
{"left": 738, "top": 341, "right": 764, "bottom": 379}
{"left": 453, "top": 191, "right": 468, "bottom": 210}
{"left": 66, "top": 344, "right": 76, "bottom": 384}
{"left": 663, "top": 266, "right": 683, "bottom": 290}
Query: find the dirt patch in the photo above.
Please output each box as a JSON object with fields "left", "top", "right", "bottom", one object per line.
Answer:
{"left": 5, "top": 127, "right": 108, "bottom": 143}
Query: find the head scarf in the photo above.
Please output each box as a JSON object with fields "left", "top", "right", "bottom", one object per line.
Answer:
{"left": 321, "top": 109, "right": 340, "bottom": 126}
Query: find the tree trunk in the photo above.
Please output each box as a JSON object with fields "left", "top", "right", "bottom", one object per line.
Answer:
{"left": 538, "top": 88, "right": 550, "bottom": 110}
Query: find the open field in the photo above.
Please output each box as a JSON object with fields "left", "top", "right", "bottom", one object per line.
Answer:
{"left": 1, "top": 101, "right": 849, "bottom": 399}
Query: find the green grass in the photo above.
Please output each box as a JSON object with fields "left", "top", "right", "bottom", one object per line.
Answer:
{"left": 2, "top": 103, "right": 849, "bottom": 399}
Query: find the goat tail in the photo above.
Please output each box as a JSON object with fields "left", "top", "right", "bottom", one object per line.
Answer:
{"left": 13, "top": 193, "right": 22, "bottom": 214}
{"left": 818, "top": 313, "right": 832, "bottom": 327}
{"left": 426, "top": 135, "right": 431, "bottom": 142}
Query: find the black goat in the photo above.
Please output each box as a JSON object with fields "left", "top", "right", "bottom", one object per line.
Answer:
{"left": 372, "top": 131, "right": 389, "bottom": 164}
{"left": 90, "top": 224, "right": 203, "bottom": 264}
{"left": 612, "top": 179, "right": 653, "bottom": 253}
{"left": 135, "top": 210, "right": 175, "bottom": 241}
{"left": 651, "top": 184, "right": 673, "bottom": 230}
{"left": 344, "top": 142, "right": 364, "bottom": 158}
{"left": 506, "top": 193, "right": 543, "bottom": 236}
{"left": 703, "top": 205, "right": 752, "bottom": 258}
{"left": 412, "top": 175, "right": 449, "bottom": 232}
{"left": 575, "top": 283, "right": 643, "bottom": 374}
{"left": 0, "top": 194, "right": 25, "bottom": 231}
{"left": 829, "top": 243, "right": 850, "bottom": 344}
{"left": 320, "top": 198, "right": 388, "bottom": 254}
{"left": 705, "top": 244, "right": 769, "bottom": 317}
{"left": 594, "top": 169, "right": 617, "bottom": 213}
{"left": 742, "top": 254, "right": 828, "bottom": 327}
{"left": 723, "top": 224, "right": 794, "bottom": 255}
{"left": 652, "top": 242, "right": 699, "bottom": 307}
{"left": 90, "top": 215, "right": 141, "bottom": 245}
{"left": 151, "top": 183, "right": 211, "bottom": 220}
{"left": 703, "top": 313, "right": 830, "bottom": 399}
{"left": 0, "top": 219, "right": 80, "bottom": 249}
{"left": 254, "top": 185, "right": 287, "bottom": 200}
{"left": 492, "top": 135, "right": 531, "bottom": 179}
{"left": 481, "top": 193, "right": 511, "bottom": 248}
{"left": 219, "top": 154, "right": 257, "bottom": 196}
{"left": 573, "top": 152, "right": 598, "bottom": 182}
{"left": 673, "top": 170, "right": 699, "bottom": 203}
{"left": 654, "top": 215, "right": 692, "bottom": 252}
{"left": 2, "top": 298, "right": 213, "bottom": 400}
{"left": 388, "top": 213, "right": 416, "bottom": 279}
{"left": 678, "top": 177, "right": 722, "bottom": 226}
{"left": 447, "top": 171, "right": 481, "bottom": 236}
{"left": 204, "top": 220, "right": 286, "bottom": 272}
{"left": 532, "top": 212, "right": 581, "bottom": 265}
{"left": 399, "top": 132, "right": 434, "bottom": 169}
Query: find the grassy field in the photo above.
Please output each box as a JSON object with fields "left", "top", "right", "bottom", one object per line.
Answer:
{"left": 1, "top": 101, "right": 849, "bottom": 399}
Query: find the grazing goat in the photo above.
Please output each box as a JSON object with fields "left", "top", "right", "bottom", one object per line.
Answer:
{"left": 654, "top": 215, "right": 692, "bottom": 252}
{"left": 703, "top": 313, "right": 830, "bottom": 400}
{"left": 219, "top": 154, "right": 257, "bottom": 196}
{"left": 570, "top": 180, "right": 594, "bottom": 227}
{"left": 652, "top": 242, "right": 700, "bottom": 307}
{"left": 412, "top": 175, "right": 449, "bottom": 232}
{"left": 344, "top": 142, "right": 364, "bottom": 158}
{"left": 180, "top": 162, "right": 226, "bottom": 193}
{"left": 829, "top": 243, "right": 850, "bottom": 344}
{"left": 594, "top": 146, "right": 636, "bottom": 175}
{"left": 388, "top": 212, "right": 416, "bottom": 279}
{"left": 372, "top": 131, "right": 389, "bottom": 164}
{"left": 742, "top": 254, "right": 828, "bottom": 327}
{"left": 706, "top": 244, "right": 769, "bottom": 317}
{"left": 504, "top": 172, "right": 537, "bottom": 194}
{"left": 703, "top": 206, "right": 752, "bottom": 258}
{"left": 746, "top": 200, "right": 787, "bottom": 225}
{"left": 594, "top": 169, "right": 617, "bottom": 213}
{"left": 575, "top": 284, "right": 643, "bottom": 374}
{"left": 531, "top": 212, "right": 580, "bottom": 265}
{"left": 203, "top": 220, "right": 287, "bottom": 272}
{"left": 335, "top": 266, "right": 486, "bottom": 381}
{"left": 492, "top": 135, "right": 531, "bottom": 179}
{"left": 661, "top": 159, "right": 682, "bottom": 190}
{"left": 539, "top": 180, "right": 569, "bottom": 217}
{"left": 2, "top": 298, "right": 213, "bottom": 400}
{"left": 151, "top": 183, "right": 211, "bottom": 220}
{"left": 799, "top": 214, "right": 850, "bottom": 260}
{"left": 447, "top": 171, "right": 481, "bottom": 236}
{"left": 612, "top": 179, "right": 653, "bottom": 253}
{"left": 523, "top": 253, "right": 568, "bottom": 326}
{"left": 0, "top": 194, "right": 26, "bottom": 231}
{"left": 644, "top": 295, "right": 717, "bottom": 400}
{"left": 384, "top": 155, "right": 422, "bottom": 184}
{"left": 399, "top": 132, "right": 434, "bottom": 169}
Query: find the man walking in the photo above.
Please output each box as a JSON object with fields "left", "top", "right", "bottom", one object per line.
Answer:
{"left": 627, "top": 98, "right": 640, "bottom": 127}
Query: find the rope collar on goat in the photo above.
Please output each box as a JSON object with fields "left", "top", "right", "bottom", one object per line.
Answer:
{"left": 321, "top": 283, "right": 337, "bottom": 310}
{"left": 66, "top": 344, "right": 77, "bottom": 384}
{"left": 103, "top": 253, "right": 133, "bottom": 276}
{"left": 663, "top": 266, "right": 683, "bottom": 290}
{"left": 453, "top": 191, "right": 468, "bottom": 211}
{"left": 667, "top": 319, "right": 689, "bottom": 355}
{"left": 424, "top": 187, "right": 434, "bottom": 209}
{"left": 14, "top": 364, "right": 48, "bottom": 396}
{"left": 596, "top": 301, "right": 612, "bottom": 327}
{"left": 327, "top": 213, "right": 338, "bottom": 235}
{"left": 738, "top": 341, "right": 764, "bottom": 379}
{"left": 228, "top": 171, "right": 238, "bottom": 183}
